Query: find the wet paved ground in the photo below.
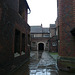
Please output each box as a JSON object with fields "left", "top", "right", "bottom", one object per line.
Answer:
{"left": 10, "top": 51, "right": 75, "bottom": 75}
{"left": 29, "top": 51, "right": 58, "bottom": 75}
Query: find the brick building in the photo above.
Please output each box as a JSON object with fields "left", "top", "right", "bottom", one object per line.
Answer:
{"left": 57, "top": 0, "right": 75, "bottom": 71}
{"left": 49, "top": 24, "right": 58, "bottom": 52}
{"left": 0, "top": 0, "right": 30, "bottom": 74}
{"left": 30, "top": 25, "right": 50, "bottom": 51}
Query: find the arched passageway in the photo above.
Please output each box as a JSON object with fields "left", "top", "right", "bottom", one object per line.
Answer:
{"left": 38, "top": 43, "right": 44, "bottom": 51}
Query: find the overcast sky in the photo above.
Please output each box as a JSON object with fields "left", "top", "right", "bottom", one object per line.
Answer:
{"left": 27, "top": 0, "right": 57, "bottom": 27}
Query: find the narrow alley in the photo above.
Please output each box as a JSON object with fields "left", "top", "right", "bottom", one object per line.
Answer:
{"left": 9, "top": 51, "right": 75, "bottom": 75}
{"left": 0, "top": 0, "right": 75, "bottom": 75}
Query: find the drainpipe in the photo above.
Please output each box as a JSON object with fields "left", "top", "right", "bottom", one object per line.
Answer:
{"left": 27, "top": 8, "right": 31, "bottom": 14}
{"left": 41, "top": 24, "right": 43, "bottom": 37}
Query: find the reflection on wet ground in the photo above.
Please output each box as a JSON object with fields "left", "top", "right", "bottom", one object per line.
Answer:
{"left": 29, "top": 51, "right": 58, "bottom": 75}
{"left": 10, "top": 51, "right": 75, "bottom": 75}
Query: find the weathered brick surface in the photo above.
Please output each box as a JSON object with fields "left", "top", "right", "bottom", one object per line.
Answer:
{"left": 31, "top": 37, "right": 50, "bottom": 51}
{"left": 57, "top": 0, "right": 75, "bottom": 71}
{"left": 5, "top": 0, "right": 19, "bottom": 12}
{"left": 49, "top": 36, "right": 58, "bottom": 52}
{"left": 0, "top": 1, "right": 30, "bottom": 74}
{"left": 58, "top": 0, "right": 75, "bottom": 57}
{"left": 0, "top": 8, "right": 2, "bottom": 21}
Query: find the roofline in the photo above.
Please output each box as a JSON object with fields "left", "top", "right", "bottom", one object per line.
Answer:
{"left": 30, "top": 25, "right": 42, "bottom": 27}
{"left": 25, "top": 0, "right": 31, "bottom": 14}
{"left": 30, "top": 32, "right": 50, "bottom": 34}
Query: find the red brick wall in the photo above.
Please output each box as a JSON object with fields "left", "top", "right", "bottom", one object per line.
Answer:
{"left": 58, "top": 0, "right": 75, "bottom": 57}
{"left": 5, "top": 0, "right": 19, "bottom": 12}
{"left": 50, "top": 28, "right": 56, "bottom": 37}
{"left": 50, "top": 37, "right": 58, "bottom": 52}
{"left": 22, "top": 8, "right": 27, "bottom": 23}
{"left": 31, "top": 37, "right": 50, "bottom": 51}
{"left": 0, "top": 7, "right": 2, "bottom": 21}
{"left": 0, "top": 1, "right": 30, "bottom": 74}
{"left": 19, "top": 0, "right": 28, "bottom": 23}
{"left": 73, "top": 0, "right": 75, "bottom": 23}
{"left": 0, "top": 2, "right": 3, "bottom": 21}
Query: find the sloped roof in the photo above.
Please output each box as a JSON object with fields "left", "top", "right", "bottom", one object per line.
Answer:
{"left": 30, "top": 26, "right": 42, "bottom": 33}
{"left": 50, "top": 24, "right": 56, "bottom": 28}
{"left": 43, "top": 28, "right": 49, "bottom": 33}
{"left": 30, "top": 26, "right": 50, "bottom": 33}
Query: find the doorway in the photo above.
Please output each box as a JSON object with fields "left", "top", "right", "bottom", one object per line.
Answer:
{"left": 38, "top": 43, "right": 44, "bottom": 51}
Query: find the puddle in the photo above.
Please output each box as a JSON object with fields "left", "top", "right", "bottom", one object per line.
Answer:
{"left": 10, "top": 51, "right": 75, "bottom": 75}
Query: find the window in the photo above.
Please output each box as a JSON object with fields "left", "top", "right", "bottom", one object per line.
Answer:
{"left": 50, "top": 33, "right": 52, "bottom": 37}
{"left": 28, "top": 34, "right": 30, "bottom": 44}
{"left": 46, "top": 43, "right": 48, "bottom": 47}
{"left": 31, "top": 34, "right": 34, "bottom": 38}
{"left": 21, "top": 33, "right": 25, "bottom": 55}
{"left": 32, "top": 42, "right": 36, "bottom": 46}
{"left": 43, "top": 34, "right": 50, "bottom": 37}
{"left": 14, "top": 29, "right": 20, "bottom": 57}
{"left": 52, "top": 42, "right": 57, "bottom": 46}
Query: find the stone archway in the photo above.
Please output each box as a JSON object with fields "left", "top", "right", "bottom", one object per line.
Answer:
{"left": 38, "top": 43, "right": 44, "bottom": 51}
